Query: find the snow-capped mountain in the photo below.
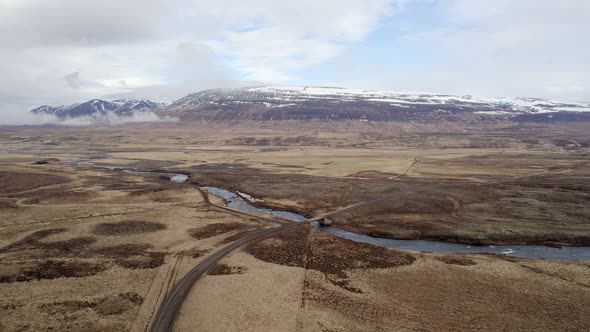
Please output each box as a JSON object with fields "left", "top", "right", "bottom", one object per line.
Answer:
{"left": 31, "top": 99, "right": 166, "bottom": 119}
{"left": 27, "top": 86, "right": 590, "bottom": 124}
{"left": 164, "top": 86, "right": 590, "bottom": 122}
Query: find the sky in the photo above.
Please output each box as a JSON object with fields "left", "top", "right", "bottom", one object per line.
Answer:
{"left": 1, "top": 0, "right": 589, "bottom": 117}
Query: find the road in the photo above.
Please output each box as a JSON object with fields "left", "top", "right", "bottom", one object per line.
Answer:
{"left": 147, "top": 155, "right": 589, "bottom": 331}
{"left": 310, "top": 158, "right": 418, "bottom": 222}
{"left": 148, "top": 159, "right": 419, "bottom": 331}
{"left": 148, "top": 193, "right": 398, "bottom": 331}
{"left": 149, "top": 222, "right": 299, "bottom": 332}
{"left": 308, "top": 196, "right": 389, "bottom": 222}
{"left": 149, "top": 187, "right": 299, "bottom": 331}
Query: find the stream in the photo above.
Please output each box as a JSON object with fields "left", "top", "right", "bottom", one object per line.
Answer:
{"left": 102, "top": 166, "right": 590, "bottom": 261}
{"left": 199, "top": 185, "right": 590, "bottom": 261}
{"left": 318, "top": 226, "right": 590, "bottom": 261}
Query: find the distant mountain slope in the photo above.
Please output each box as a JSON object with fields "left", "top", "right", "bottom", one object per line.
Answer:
{"left": 162, "top": 86, "right": 590, "bottom": 122}
{"left": 31, "top": 99, "right": 166, "bottom": 119}
{"left": 27, "top": 86, "right": 590, "bottom": 124}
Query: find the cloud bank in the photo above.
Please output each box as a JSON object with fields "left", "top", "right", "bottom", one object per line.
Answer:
{"left": 0, "top": 105, "right": 176, "bottom": 126}
{"left": 0, "top": 0, "right": 589, "bottom": 125}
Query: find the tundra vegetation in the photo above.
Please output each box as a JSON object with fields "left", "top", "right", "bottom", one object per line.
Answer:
{"left": 0, "top": 122, "right": 588, "bottom": 331}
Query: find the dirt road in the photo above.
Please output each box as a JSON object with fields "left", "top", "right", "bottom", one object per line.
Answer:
{"left": 149, "top": 222, "right": 300, "bottom": 332}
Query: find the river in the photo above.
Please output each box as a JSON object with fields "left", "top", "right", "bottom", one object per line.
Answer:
{"left": 200, "top": 184, "right": 590, "bottom": 261}
{"left": 102, "top": 167, "right": 590, "bottom": 261}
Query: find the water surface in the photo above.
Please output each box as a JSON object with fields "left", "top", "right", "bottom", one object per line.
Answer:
{"left": 201, "top": 187, "right": 306, "bottom": 222}
{"left": 314, "top": 223, "right": 590, "bottom": 261}
{"left": 202, "top": 185, "right": 590, "bottom": 261}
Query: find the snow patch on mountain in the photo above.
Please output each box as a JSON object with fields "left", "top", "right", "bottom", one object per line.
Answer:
{"left": 171, "top": 86, "right": 590, "bottom": 114}
{"left": 246, "top": 86, "right": 590, "bottom": 114}
{"left": 31, "top": 99, "right": 166, "bottom": 118}
{"left": 26, "top": 99, "right": 174, "bottom": 126}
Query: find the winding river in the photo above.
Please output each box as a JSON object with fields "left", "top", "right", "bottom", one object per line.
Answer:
{"left": 104, "top": 167, "right": 590, "bottom": 261}
{"left": 201, "top": 187, "right": 306, "bottom": 222}
{"left": 199, "top": 184, "right": 590, "bottom": 261}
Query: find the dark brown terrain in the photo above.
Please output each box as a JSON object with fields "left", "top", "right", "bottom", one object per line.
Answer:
{"left": 0, "top": 122, "right": 589, "bottom": 331}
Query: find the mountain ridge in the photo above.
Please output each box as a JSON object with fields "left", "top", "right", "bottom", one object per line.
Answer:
{"left": 29, "top": 86, "right": 590, "bottom": 123}
{"left": 31, "top": 99, "right": 166, "bottom": 119}
{"left": 161, "top": 86, "right": 590, "bottom": 122}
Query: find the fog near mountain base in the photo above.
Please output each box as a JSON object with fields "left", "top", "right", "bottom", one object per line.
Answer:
{"left": 0, "top": 0, "right": 401, "bottom": 118}
{"left": 0, "top": 0, "right": 588, "bottom": 124}
{"left": 0, "top": 106, "right": 60, "bottom": 126}
{"left": 57, "top": 111, "right": 178, "bottom": 126}
{"left": 0, "top": 106, "right": 177, "bottom": 126}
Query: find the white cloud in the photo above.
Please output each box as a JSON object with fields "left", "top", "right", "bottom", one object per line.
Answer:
{"left": 396, "top": 0, "right": 590, "bottom": 101}
{"left": 0, "top": 106, "right": 177, "bottom": 126}
{"left": 209, "top": 30, "right": 343, "bottom": 81}
{"left": 1, "top": 0, "right": 589, "bottom": 126}
{"left": 0, "top": 0, "right": 171, "bottom": 48}
{"left": 0, "top": 0, "right": 400, "bottom": 116}
{"left": 199, "top": 0, "right": 396, "bottom": 81}
{"left": 56, "top": 111, "right": 178, "bottom": 126}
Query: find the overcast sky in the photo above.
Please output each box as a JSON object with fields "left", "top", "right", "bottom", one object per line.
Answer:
{"left": 1, "top": 0, "right": 589, "bottom": 115}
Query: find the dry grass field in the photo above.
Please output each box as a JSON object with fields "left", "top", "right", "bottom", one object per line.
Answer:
{"left": 0, "top": 123, "right": 589, "bottom": 331}
{"left": 180, "top": 226, "right": 590, "bottom": 332}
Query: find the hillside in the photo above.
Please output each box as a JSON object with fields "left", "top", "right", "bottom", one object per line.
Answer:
{"left": 27, "top": 86, "right": 590, "bottom": 124}
{"left": 161, "top": 86, "right": 590, "bottom": 122}
{"left": 31, "top": 99, "right": 166, "bottom": 119}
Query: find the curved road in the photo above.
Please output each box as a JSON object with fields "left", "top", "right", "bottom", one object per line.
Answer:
{"left": 148, "top": 157, "right": 589, "bottom": 331}
{"left": 75, "top": 152, "right": 586, "bottom": 331}
{"left": 149, "top": 222, "right": 299, "bottom": 332}
{"left": 149, "top": 159, "right": 420, "bottom": 331}
{"left": 150, "top": 187, "right": 299, "bottom": 331}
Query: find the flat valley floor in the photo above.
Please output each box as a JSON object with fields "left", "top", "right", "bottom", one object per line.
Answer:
{"left": 0, "top": 122, "right": 589, "bottom": 331}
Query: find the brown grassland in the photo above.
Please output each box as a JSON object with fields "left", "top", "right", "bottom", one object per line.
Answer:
{"left": 0, "top": 122, "right": 589, "bottom": 331}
